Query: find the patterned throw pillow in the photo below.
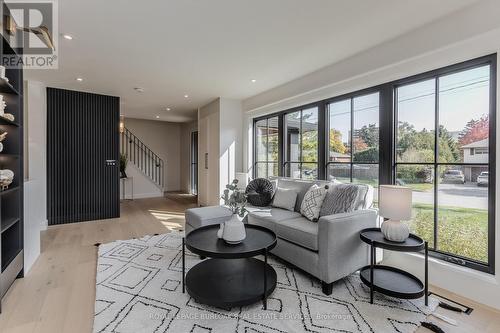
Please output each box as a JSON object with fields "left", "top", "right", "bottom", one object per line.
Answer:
{"left": 319, "top": 184, "right": 361, "bottom": 216}
{"left": 300, "top": 184, "right": 328, "bottom": 221}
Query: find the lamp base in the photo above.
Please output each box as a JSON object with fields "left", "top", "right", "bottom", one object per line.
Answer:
{"left": 381, "top": 219, "right": 409, "bottom": 242}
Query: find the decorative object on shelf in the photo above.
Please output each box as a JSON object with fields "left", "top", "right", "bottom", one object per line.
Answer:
{"left": 0, "top": 169, "right": 14, "bottom": 190}
{"left": 220, "top": 179, "right": 247, "bottom": 244}
{"left": 0, "top": 131, "right": 8, "bottom": 142}
{"left": 0, "top": 94, "right": 6, "bottom": 116}
{"left": 2, "top": 113, "right": 14, "bottom": 122}
{"left": 379, "top": 185, "right": 412, "bottom": 242}
{"left": 5, "top": 16, "right": 55, "bottom": 50}
{"left": 119, "top": 153, "right": 128, "bottom": 178}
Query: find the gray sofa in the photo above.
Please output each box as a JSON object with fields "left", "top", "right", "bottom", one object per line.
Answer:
{"left": 246, "top": 178, "right": 377, "bottom": 294}
{"left": 184, "top": 177, "right": 378, "bottom": 295}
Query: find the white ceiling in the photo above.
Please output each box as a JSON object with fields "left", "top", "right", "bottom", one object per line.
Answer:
{"left": 23, "top": 0, "right": 478, "bottom": 122}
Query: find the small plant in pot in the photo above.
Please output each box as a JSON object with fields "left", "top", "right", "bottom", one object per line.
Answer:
{"left": 218, "top": 179, "right": 247, "bottom": 244}
{"left": 120, "top": 153, "right": 128, "bottom": 178}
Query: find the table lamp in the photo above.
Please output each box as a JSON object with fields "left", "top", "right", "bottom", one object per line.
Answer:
{"left": 234, "top": 172, "right": 249, "bottom": 189}
{"left": 379, "top": 185, "right": 412, "bottom": 242}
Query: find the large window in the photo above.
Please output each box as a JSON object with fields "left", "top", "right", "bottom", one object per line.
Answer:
{"left": 252, "top": 54, "right": 496, "bottom": 273}
{"left": 254, "top": 116, "right": 279, "bottom": 178}
{"left": 395, "top": 64, "right": 493, "bottom": 268}
{"left": 284, "top": 107, "right": 319, "bottom": 179}
{"left": 327, "top": 93, "right": 380, "bottom": 194}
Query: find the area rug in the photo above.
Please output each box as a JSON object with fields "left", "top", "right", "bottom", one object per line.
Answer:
{"left": 94, "top": 232, "right": 438, "bottom": 333}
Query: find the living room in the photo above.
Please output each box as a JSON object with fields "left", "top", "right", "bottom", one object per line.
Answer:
{"left": 1, "top": 0, "right": 500, "bottom": 332}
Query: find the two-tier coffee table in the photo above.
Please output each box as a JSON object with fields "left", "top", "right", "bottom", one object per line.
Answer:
{"left": 182, "top": 224, "right": 277, "bottom": 310}
{"left": 359, "top": 227, "right": 428, "bottom": 306}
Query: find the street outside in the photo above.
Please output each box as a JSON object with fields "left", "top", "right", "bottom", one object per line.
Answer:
{"left": 412, "top": 182, "right": 487, "bottom": 210}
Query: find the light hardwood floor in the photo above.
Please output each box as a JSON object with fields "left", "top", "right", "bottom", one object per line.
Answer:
{"left": 0, "top": 195, "right": 499, "bottom": 333}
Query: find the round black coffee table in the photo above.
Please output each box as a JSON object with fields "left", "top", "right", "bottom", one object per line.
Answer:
{"left": 182, "top": 224, "right": 277, "bottom": 310}
{"left": 359, "top": 227, "right": 428, "bottom": 305}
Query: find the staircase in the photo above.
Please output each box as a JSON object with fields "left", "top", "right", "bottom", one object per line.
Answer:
{"left": 121, "top": 127, "right": 165, "bottom": 189}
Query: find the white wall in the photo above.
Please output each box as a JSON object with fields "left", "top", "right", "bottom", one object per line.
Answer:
{"left": 198, "top": 99, "right": 220, "bottom": 206}
{"left": 120, "top": 163, "right": 163, "bottom": 199}
{"left": 197, "top": 98, "right": 243, "bottom": 206}
{"left": 242, "top": 1, "right": 500, "bottom": 310}
{"left": 124, "top": 118, "right": 182, "bottom": 193}
{"left": 23, "top": 80, "right": 47, "bottom": 273}
{"left": 219, "top": 98, "right": 243, "bottom": 202}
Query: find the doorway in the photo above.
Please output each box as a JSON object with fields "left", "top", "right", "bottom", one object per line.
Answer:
{"left": 190, "top": 131, "right": 198, "bottom": 195}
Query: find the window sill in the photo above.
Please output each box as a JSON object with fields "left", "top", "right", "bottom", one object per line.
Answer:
{"left": 383, "top": 250, "right": 498, "bottom": 285}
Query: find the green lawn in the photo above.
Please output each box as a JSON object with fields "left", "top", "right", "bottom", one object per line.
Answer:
{"left": 408, "top": 203, "right": 488, "bottom": 263}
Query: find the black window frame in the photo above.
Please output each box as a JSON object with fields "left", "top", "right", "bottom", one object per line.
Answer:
{"left": 252, "top": 53, "right": 496, "bottom": 274}
{"left": 392, "top": 54, "right": 496, "bottom": 273}
{"left": 283, "top": 105, "right": 321, "bottom": 180}
{"left": 253, "top": 116, "right": 281, "bottom": 178}
{"left": 325, "top": 90, "right": 382, "bottom": 186}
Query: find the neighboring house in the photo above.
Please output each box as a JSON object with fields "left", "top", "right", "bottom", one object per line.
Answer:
{"left": 461, "top": 138, "right": 489, "bottom": 182}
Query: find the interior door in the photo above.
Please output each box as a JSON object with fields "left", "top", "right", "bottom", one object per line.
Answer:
{"left": 47, "top": 88, "right": 120, "bottom": 225}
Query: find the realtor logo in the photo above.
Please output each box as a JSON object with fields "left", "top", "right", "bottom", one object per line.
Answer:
{"left": 2, "top": 0, "right": 58, "bottom": 69}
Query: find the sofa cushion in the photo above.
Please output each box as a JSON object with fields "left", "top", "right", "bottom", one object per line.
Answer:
{"left": 272, "top": 188, "right": 297, "bottom": 211}
{"left": 274, "top": 178, "right": 330, "bottom": 212}
{"left": 300, "top": 184, "right": 328, "bottom": 221}
{"left": 245, "top": 178, "right": 274, "bottom": 207}
{"left": 275, "top": 217, "right": 319, "bottom": 251}
{"left": 319, "top": 183, "right": 373, "bottom": 217}
{"left": 247, "top": 208, "right": 301, "bottom": 232}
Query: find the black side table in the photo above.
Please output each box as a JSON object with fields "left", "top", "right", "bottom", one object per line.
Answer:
{"left": 359, "top": 227, "right": 428, "bottom": 306}
{"left": 182, "top": 224, "right": 277, "bottom": 310}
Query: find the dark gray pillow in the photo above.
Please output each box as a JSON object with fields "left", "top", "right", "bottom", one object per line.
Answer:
{"left": 320, "top": 184, "right": 361, "bottom": 216}
{"left": 245, "top": 178, "right": 274, "bottom": 207}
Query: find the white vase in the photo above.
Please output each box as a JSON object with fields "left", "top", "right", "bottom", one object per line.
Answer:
{"left": 222, "top": 214, "right": 246, "bottom": 244}
{"left": 381, "top": 219, "right": 409, "bottom": 242}
{"left": 217, "top": 223, "right": 224, "bottom": 239}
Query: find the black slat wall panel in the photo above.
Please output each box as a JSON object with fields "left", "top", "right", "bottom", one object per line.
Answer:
{"left": 47, "top": 88, "right": 120, "bottom": 225}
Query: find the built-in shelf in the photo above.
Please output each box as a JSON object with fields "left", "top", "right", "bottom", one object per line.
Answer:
{"left": 1, "top": 217, "right": 19, "bottom": 233}
{"left": 0, "top": 116, "right": 20, "bottom": 127}
{"left": 0, "top": 186, "right": 19, "bottom": 196}
{"left": 1, "top": 247, "right": 21, "bottom": 272}
{"left": 0, "top": 4, "right": 24, "bottom": 312}
{"left": 0, "top": 78, "right": 19, "bottom": 96}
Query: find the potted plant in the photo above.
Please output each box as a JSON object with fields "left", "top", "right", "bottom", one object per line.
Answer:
{"left": 218, "top": 179, "right": 247, "bottom": 244}
{"left": 120, "top": 153, "right": 128, "bottom": 178}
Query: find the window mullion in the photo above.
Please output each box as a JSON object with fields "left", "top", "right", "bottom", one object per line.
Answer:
{"left": 350, "top": 97, "right": 354, "bottom": 182}
{"left": 434, "top": 77, "right": 439, "bottom": 250}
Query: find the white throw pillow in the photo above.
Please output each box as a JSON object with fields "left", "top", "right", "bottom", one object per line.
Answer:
{"left": 300, "top": 184, "right": 328, "bottom": 221}
{"left": 272, "top": 188, "right": 297, "bottom": 211}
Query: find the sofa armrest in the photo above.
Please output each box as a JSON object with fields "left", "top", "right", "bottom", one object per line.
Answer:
{"left": 318, "top": 209, "right": 378, "bottom": 283}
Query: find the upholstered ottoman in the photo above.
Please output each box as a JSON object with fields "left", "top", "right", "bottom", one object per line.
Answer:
{"left": 184, "top": 206, "right": 233, "bottom": 234}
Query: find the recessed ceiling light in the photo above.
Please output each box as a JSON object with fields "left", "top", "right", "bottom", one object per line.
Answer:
{"left": 251, "top": 79, "right": 257, "bottom": 83}
{"left": 184, "top": 94, "right": 189, "bottom": 98}
{"left": 134, "top": 87, "right": 145, "bottom": 93}
{"left": 76, "top": 77, "right": 83, "bottom": 82}
{"left": 156, "top": 115, "right": 160, "bottom": 119}
{"left": 62, "top": 34, "right": 73, "bottom": 40}
{"left": 166, "top": 107, "right": 171, "bottom": 111}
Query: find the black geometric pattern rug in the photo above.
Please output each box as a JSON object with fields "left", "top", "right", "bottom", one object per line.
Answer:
{"left": 94, "top": 232, "right": 438, "bottom": 333}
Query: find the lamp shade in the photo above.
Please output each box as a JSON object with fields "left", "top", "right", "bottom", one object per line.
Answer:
{"left": 379, "top": 185, "right": 412, "bottom": 221}
{"left": 234, "top": 172, "right": 249, "bottom": 189}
